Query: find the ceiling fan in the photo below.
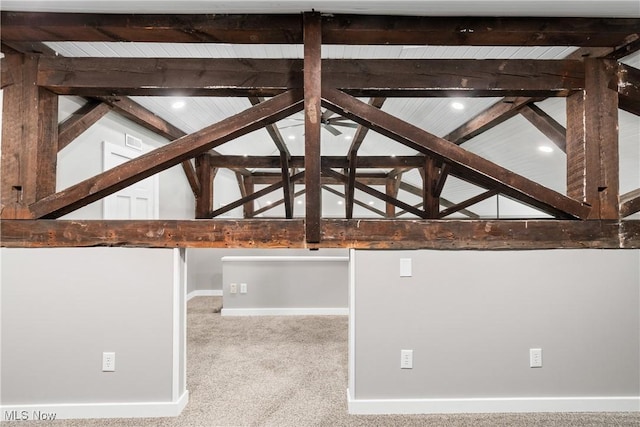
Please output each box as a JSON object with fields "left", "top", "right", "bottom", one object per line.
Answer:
{"left": 279, "top": 109, "right": 358, "bottom": 136}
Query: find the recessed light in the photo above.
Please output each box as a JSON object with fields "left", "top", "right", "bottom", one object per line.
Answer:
{"left": 266, "top": 201, "right": 272, "bottom": 205}
{"left": 451, "top": 101, "right": 465, "bottom": 111}
{"left": 390, "top": 154, "right": 396, "bottom": 158}
{"left": 297, "top": 200, "right": 303, "bottom": 205}
{"left": 538, "top": 145, "right": 554, "bottom": 153}
{"left": 288, "top": 135, "right": 296, "bottom": 140}
{"left": 344, "top": 135, "right": 352, "bottom": 140}
{"left": 172, "top": 100, "right": 186, "bottom": 109}
{"left": 338, "top": 200, "right": 344, "bottom": 205}
{"left": 368, "top": 201, "right": 375, "bottom": 205}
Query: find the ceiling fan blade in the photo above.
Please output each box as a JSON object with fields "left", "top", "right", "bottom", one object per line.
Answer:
{"left": 278, "top": 123, "right": 303, "bottom": 130}
{"left": 323, "top": 124, "right": 343, "bottom": 136}
{"left": 321, "top": 109, "right": 337, "bottom": 121}
{"left": 326, "top": 118, "right": 359, "bottom": 129}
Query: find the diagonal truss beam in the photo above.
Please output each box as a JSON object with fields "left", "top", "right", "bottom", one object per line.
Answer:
{"left": 438, "top": 189, "right": 499, "bottom": 218}
{"left": 57, "top": 100, "right": 112, "bottom": 152}
{"left": 29, "top": 89, "right": 304, "bottom": 219}
{"left": 519, "top": 104, "right": 567, "bottom": 152}
{"left": 210, "top": 171, "right": 305, "bottom": 218}
{"left": 323, "top": 168, "right": 427, "bottom": 218}
{"left": 346, "top": 97, "right": 386, "bottom": 219}
{"left": 253, "top": 189, "right": 306, "bottom": 217}
{"left": 614, "top": 63, "right": 640, "bottom": 116}
{"left": 322, "top": 88, "right": 590, "bottom": 219}
{"left": 249, "top": 96, "right": 294, "bottom": 217}
{"left": 322, "top": 185, "right": 386, "bottom": 217}
{"left": 620, "top": 189, "right": 640, "bottom": 218}
{"left": 398, "top": 181, "right": 479, "bottom": 218}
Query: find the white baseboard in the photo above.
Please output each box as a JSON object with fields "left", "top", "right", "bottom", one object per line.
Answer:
{"left": 1, "top": 391, "right": 189, "bottom": 421}
{"left": 187, "top": 290, "right": 222, "bottom": 301}
{"left": 221, "top": 307, "right": 349, "bottom": 316}
{"left": 346, "top": 389, "right": 640, "bottom": 414}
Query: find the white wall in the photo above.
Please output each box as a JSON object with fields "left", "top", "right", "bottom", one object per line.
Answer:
{"left": 349, "top": 249, "right": 640, "bottom": 414}
{"left": 0, "top": 248, "right": 188, "bottom": 420}
{"left": 221, "top": 255, "right": 349, "bottom": 315}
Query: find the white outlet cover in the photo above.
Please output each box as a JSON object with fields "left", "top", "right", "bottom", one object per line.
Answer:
{"left": 400, "top": 258, "right": 412, "bottom": 277}
{"left": 400, "top": 349, "right": 413, "bottom": 369}
{"left": 102, "top": 352, "right": 116, "bottom": 372}
{"left": 530, "top": 348, "right": 543, "bottom": 368}
{"left": 240, "top": 283, "right": 247, "bottom": 294}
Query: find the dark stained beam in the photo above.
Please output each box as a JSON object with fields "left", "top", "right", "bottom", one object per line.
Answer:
{"left": 252, "top": 189, "right": 306, "bottom": 217}
{"left": 1, "top": 54, "right": 58, "bottom": 218}
{"left": 620, "top": 189, "right": 640, "bottom": 218}
{"left": 58, "top": 100, "right": 112, "bottom": 151}
{"left": 210, "top": 171, "right": 304, "bottom": 218}
{"left": 322, "top": 88, "right": 590, "bottom": 219}
{"left": 321, "top": 15, "right": 640, "bottom": 48}
{"left": 606, "top": 38, "right": 640, "bottom": 60}
{"left": 38, "top": 57, "right": 301, "bottom": 97}
{"left": 519, "top": 104, "right": 567, "bottom": 152}
{"left": 1, "top": 58, "right": 15, "bottom": 89}
{"left": 421, "top": 158, "right": 440, "bottom": 218}
{"left": 347, "top": 97, "right": 386, "bottom": 218}
{"left": 323, "top": 59, "right": 584, "bottom": 97}
{"left": 433, "top": 163, "right": 450, "bottom": 199}
{"left": 251, "top": 172, "right": 388, "bottom": 186}
{"left": 237, "top": 174, "right": 255, "bottom": 218}
{"left": 321, "top": 219, "right": 637, "bottom": 249}
{"left": 322, "top": 185, "right": 386, "bottom": 217}
{"left": 0, "top": 12, "right": 304, "bottom": 44}
{"left": 248, "top": 97, "right": 294, "bottom": 217}
{"left": 438, "top": 190, "right": 499, "bottom": 218}
{"left": 37, "top": 57, "right": 585, "bottom": 98}
{"left": 304, "top": 12, "right": 322, "bottom": 243}
{"left": 398, "top": 180, "right": 479, "bottom": 219}
{"left": 323, "top": 168, "right": 428, "bottom": 219}
{"left": 444, "top": 97, "right": 538, "bottom": 145}
{"left": 614, "top": 63, "right": 640, "bottom": 116}
{"left": 29, "top": 89, "right": 304, "bottom": 219}
{"left": 2, "top": 219, "right": 637, "bottom": 249}
{"left": 195, "top": 155, "right": 216, "bottom": 219}
{"left": 207, "top": 155, "right": 425, "bottom": 169}
{"left": 566, "top": 58, "right": 619, "bottom": 219}
{"left": 3, "top": 12, "right": 638, "bottom": 48}
{"left": 385, "top": 173, "right": 402, "bottom": 218}
{"left": 96, "top": 96, "right": 202, "bottom": 197}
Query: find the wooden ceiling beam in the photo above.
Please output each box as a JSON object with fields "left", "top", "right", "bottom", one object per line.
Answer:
{"left": 438, "top": 189, "right": 499, "bottom": 218}
{"left": 614, "top": 63, "right": 640, "bottom": 116}
{"left": 252, "top": 189, "right": 306, "bottom": 217}
{"left": 207, "top": 155, "right": 425, "bottom": 169}
{"left": 322, "top": 185, "right": 386, "bottom": 217}
{"left": 3, "top": 12, "right": 638, "bottom": 48}
{"left": 209, "top": 171, "right": 304, "bottom": 218}
{"left": 322, "top": 88, "right": 590, "bottom": 219}
{"left": 398, "top": 180, "right": 479, "bottom": 219}
{"left": 2, "top": 219, "right": 637, "bottom": 249}
{"left": 347, "top": 97, "right": 386, "bottom": 219}
{"left": 304, "top": 12, "right": 322, "bottom": 243}
{"left": 620, "top": 189, "right": 640, "bottom": 218}
{"left": 323, "top": 167, "right": 428, "bottom": 219}
{"left": 249, "top": 96, "right": 294, "bottom": 217}
{"left": 29, "top": 89, "right": 304, "bottom": 219}
{"left": 518, "top": 104, "right": 567, "bottom": 152}
{"left": 36, "top": 57, "right": 584, "bottom": 97}
{"left": 57, "top": 100, "right": 112, "bottom": 152}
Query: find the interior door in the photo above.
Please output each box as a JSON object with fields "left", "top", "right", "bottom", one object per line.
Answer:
{"left": 103, "top": 141, "right": 159, "bottom": 219}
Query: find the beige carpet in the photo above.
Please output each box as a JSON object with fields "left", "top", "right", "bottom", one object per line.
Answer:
{"left": 14, "top": 296, "right": 640, "bottom": 426}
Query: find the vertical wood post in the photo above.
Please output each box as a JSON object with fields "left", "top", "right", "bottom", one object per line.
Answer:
{"left": 422, "top": 157, "right": 440, "bottom": 218}
{"left": 566, "top": 58, "right": 619, "bottom": 219}
{"left": 195, "top": 154, "right": 215, "bottom": 218}
{"left": 304, "top": 12, "right": 322, "bottom": 242}
{"left": 1, "top": 53, "right": 58, "bottom": 219}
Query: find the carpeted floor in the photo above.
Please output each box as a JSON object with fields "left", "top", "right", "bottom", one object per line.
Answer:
{"left": 13, "top": 296, "right": 640, "bottom": 426}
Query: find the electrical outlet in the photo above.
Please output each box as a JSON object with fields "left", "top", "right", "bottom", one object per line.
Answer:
{"left": 400, "top": 349, "right": 413, "bottom": 369}
{"left": 229, "top": 283, "right": 238, "bottom": 294}
{"left": 530, "top": 348, "right": 542, "bottom": 368}
{"left": 240, "top": 283, "right": 248, "bottom": 294}
{"left": 102, "top": 352, "right": 116, "bottom": 372}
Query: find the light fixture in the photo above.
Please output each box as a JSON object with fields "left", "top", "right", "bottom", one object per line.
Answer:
{"left": 266, "top": 200, "right": 272, "bottom": 205}
{"left": 172, "top": 100, "right": 186, "bottom": 109}
{"left": 450, "top": 101, "right": 465, "bottom": 111}
{"left": 390, "top": 154, "right": 396, "bottom": 158}
{"left": 338, "top": 200, "right": 344, "bottom": 205}
{"left": 344, "top": 135, "right": 352, "bottom": 140}
{"left": 538, "top": 145, "right": 554, "bottom": 153}
{"left": 368, "top": 201, "right": 375, "bottom": 205}
{"left": 297, "top": 200, "right": 303, "bottom": 205}
{"left": 288, "top": 135, "right": 296, "bottom": 140}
